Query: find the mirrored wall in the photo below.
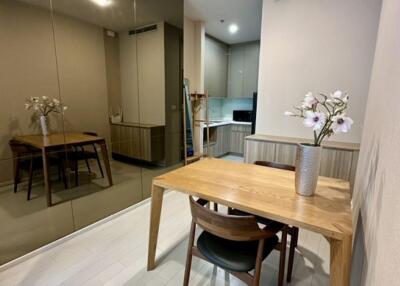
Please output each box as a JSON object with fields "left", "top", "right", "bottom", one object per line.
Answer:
{"left": 0, "top": 0, "right": 183, "bottom": 265}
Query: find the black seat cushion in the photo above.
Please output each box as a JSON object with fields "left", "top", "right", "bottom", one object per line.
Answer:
{"left": 197, "top": 231, "right": 279, "bottom": 272}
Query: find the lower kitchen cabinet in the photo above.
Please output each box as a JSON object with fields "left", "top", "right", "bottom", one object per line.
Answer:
{"left": 111, "top": 122, "right": 165, "bottom": 162}
{"left": 230, "top": 124, "right": 252, "bottom": 155}
{"left": 204, "top": 124, "right": 251, "bottom": 157}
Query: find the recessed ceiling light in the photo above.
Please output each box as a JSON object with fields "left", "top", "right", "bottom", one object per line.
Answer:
{"left": 229, "top": 24, "right": 238, "bottom": 34}
{"left": 90, "top": 0, "right": 112, "bottom": 7}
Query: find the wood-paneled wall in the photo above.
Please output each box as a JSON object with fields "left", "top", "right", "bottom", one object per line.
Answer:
{"left": 244, "top": 135, "right": 360, "bottom": 194}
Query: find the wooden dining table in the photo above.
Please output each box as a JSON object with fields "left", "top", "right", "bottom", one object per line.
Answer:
{"left": 13, "top": 132, "right": 113, "bottom": 207}
{"left": 147, "top": 158, "right": 353, "bottom": 286}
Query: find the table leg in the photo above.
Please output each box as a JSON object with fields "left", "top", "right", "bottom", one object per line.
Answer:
{"left": 330, "top": 235, "right": 352, "bottom": 286}
{"left": 99, "top": 141, "right": 113, "bottom": 186}
{"left": 147, "top": 185, "right": 165, "bottom": 270}
{"left": 42, "top": 149, "right": 52, "bottom": 207}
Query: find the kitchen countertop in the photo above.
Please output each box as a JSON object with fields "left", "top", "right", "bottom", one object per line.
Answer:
{"left": 204, "top": 120, "right": 252, "bottom": 128}
{"left": 246, "top": 134, "right": 360, "bottom": 151}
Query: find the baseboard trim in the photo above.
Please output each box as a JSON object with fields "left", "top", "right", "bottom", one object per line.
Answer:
{"left": 0, "top": 191, "right": 172, "bottom": 271}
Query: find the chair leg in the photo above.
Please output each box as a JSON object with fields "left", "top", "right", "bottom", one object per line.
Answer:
{"left": 61, "top": 161, "right": 68, "bottom": 189}
{"left": 278, "top": 226, "right": 288, "bottom": 286}
{"left": 183, "top": 221, "right": 196, "bottom": 286}
{"left": 13, "top": 159, "right": 20, "bottom": 193}
{"left": 287, "top": 227, "right": 299, "bottom": 283}
{"left": 213, "top": 202, "right": 218, "bottom": 212}
{"left": 253, "top": 239, "right": 266, "bottom": 286}
{"left": 94, "top": 147, "right": 104, "bottom": 178}
{"left": 85, "top": 158, "right": 91, "bottom": 174}
{"left": 27, "top": 159, "right": 34, "bottom": 200}
{"left": 74, "top": 159, "right": 79, "bottom": 186}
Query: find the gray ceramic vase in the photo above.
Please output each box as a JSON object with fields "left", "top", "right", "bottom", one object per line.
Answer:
{"left": 295, "top": 143, "right": 322, "bottom": 196}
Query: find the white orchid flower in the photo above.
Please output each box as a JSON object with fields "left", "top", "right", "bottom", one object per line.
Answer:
{"left": 303, "top": 111, "right": 326, "bottom": 131}
{"left": 330, "top": 90, "right": 349, "bottom": 103}
{"left": 301, "top": 92, "right": 318, "bottom": 109}
{"left": 284, "top": 111, "right": 295, "bottom": 116}
{"left": 331, "top": 115, "right": 353, "bottom": 133}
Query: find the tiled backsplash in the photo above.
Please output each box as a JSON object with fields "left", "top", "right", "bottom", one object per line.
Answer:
{"left": 209, "top": 98, "right": 253, "bottom": 121}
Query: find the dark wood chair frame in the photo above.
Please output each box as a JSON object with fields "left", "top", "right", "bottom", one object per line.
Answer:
{"left": 70, "top": 131, "right": 104, "bottom": 186}
{"left": 184, "top": 197, "right": 289, "bottom": 286}
{"left": 254, "top": 161, "right": 298, "bottom": 283}
{"left": 9, "top": 140, "right": 67, "bottom": 200}
{"left": 225, "top": 160, "right": 299, "bottom": 283}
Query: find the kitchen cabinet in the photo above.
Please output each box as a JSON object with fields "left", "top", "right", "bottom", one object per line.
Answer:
{"left": 228, "top": 42, "right": 260, "bottom": 98}
{"left": 227, "top": 46, "right": 244, "bottom": 98}
{"left": 243, "top": 43, "right": 260, "bottom": 98}
{"left": 204, "top": 36, "right": 228, "bottom": 97}
{"left": 203, "top": 123, "right": 252, "bottom": 157}
{"left": 244, "top": 134, "right": 360, "bottom": 193}
{"left": 205, "top": 124, "right": 231, "bottom": 157}
{"left": 111, "top": 122, "right": 164, "bottom": 162}
{"left": 230, "top": 124, "right": 252, "bottom": 154}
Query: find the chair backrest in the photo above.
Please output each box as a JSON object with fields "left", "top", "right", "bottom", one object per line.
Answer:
{"left": 254, "top": 161, "right": 295, "bottom": 171}
{"left": 83, "top": 131, "right": 98, "bottom": 137}
{"left": 189, "top": 196, "right": 272, "bottom": 241}
{"left": 9, "top": 140, "right": 33, "bottom": 157}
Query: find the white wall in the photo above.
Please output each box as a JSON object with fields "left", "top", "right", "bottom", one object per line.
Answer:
{"left": 256, "top": 0, "right": 381, "bottom": 143}
{"left": 351, "top": 0, "right": 400, "bottom": 284}
{"left": 184, "top": 16, "right": 205, "bottom": 154}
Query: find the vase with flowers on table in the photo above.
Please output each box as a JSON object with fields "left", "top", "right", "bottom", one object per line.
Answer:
{"left": 285, "top": 90, "right": 354, "bottom": 196}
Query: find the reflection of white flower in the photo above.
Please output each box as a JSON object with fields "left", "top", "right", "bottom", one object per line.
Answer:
{"left": 25, "top": 96, "right": 67, "bottom": 116}
{"left": 301, "top": 92, "right": 318, "bottom": 108}
{"left": 63, "top": 106, "right": 68, "bottom": 111}
{"left": 284, "top": 111, "right": 295, "bottom": 116}
{"left": 331, "top": 115, "right": 353, "bottom": 133}
{"left": 303, "top": 111, "right": 326, "bottom": 131}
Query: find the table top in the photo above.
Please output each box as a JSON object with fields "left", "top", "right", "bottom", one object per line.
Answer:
{"left": 153, "top": 158, "right": 352, "bottom": 240}
{"left": 14, "top": 133, "right": 104, "bottom": 149}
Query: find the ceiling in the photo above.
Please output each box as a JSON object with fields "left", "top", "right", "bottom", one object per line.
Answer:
{"left": 18, "top": 0, "right": 183, "bottom": 31}
{"left": 185, "top": 0, "right": 262, "bottom": 44}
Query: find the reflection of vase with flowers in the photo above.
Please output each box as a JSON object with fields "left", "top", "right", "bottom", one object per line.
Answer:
{"left": 285, "top": 90, "right": 353, "bottom": 196}
{"left": 25, "top": 96, "right": 67, "bottom": 136}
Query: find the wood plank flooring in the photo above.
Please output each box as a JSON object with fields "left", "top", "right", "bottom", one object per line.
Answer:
{"left": 0, "top": 191, "right": 330, "bottom": 286}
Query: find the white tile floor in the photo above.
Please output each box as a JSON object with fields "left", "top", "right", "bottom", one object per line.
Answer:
{"left": 0, "top": 192, "right": 330, "bottom": 286}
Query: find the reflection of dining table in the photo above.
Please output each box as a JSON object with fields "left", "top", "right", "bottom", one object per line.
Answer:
{"left": 147, "top": 158, "right": 353, "bottom": 286}
{"left": 13, "top": 133, "right": 113, "bottom": 206}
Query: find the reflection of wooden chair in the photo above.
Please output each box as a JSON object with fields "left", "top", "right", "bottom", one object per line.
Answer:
{"left": 9, "top": 140, "right": 67, "bottom": 200}
{"left": 229, "top": 161, "right": 298, "bottom": 283}
{"left": 69, "top": 131, "right": 104, "bottom": 186}
{"left": 184, "top": 196, "right": 288, "bottom": 286}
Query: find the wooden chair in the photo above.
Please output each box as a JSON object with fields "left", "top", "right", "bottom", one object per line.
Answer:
{"left": 69, "top": 131, "right": 104, "bottom": 186}
{"left": 229, "top": 160, "right": 298, "bottom": 283}
{"left": 184, "top": 196, "right": 288, "bottom": 286}
{"left": 9, "top": 140, "right": 67, "bottom": 200}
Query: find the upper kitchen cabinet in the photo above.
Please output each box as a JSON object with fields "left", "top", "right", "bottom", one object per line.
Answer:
{"left": 204, "top": 36, "right": 229, "bottom": 97}
{"left": 228, "top": 41, "right": 260, "bottom": 98}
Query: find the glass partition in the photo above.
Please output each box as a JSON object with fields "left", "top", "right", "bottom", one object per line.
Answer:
{"left": 0, "top": 0, "right": 74, "bottom": 264}
{"left": 0, "top": 0, "right": 184, "bottom": 265}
